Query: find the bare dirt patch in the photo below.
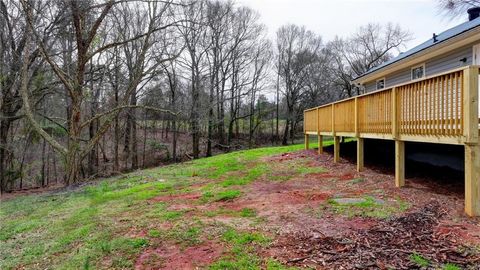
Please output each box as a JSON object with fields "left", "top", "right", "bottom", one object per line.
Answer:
{"left": 135, "top": 241, "right": 224, "bottom": 270}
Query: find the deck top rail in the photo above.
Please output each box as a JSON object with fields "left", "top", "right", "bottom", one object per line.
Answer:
{"left": 304, "top": 65, "right": 480, "bottom": 145}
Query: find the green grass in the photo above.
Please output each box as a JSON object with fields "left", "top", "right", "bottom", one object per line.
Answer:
{"left": 240, "top": 208, "right": 257, "bottom": 217}
{"left": 409, "top": 253, "right": 430, "bottom": 267}
{"left": 266, "top": 259, "right": 303, "bottom": 270}
{"left": 327, "top": 196, "right": 410, "bottom": 218}
{"left": 0, "top": 143, "right": 308, "bottom": 269}
{"left": 442, "top": 263, "right": 461, "bottom": 270}
{"left": 168, "top": 223, "right": 202, "bottom": 246}
{"left": 209, "top": 228, "right": 270, "bottom": 270}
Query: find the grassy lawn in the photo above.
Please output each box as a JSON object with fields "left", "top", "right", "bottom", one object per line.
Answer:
{"left": 0, "top": 142, "right": 325, "bottom": 270}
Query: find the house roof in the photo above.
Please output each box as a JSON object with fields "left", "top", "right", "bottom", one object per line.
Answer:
{"left": 353, "top": 16, "right": 480, "bottom": 82}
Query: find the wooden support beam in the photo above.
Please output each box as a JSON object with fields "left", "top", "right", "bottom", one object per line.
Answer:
{"left": 357, "top": 138, "right": 364, "bottom": 172}
{"left": 463, "top": 66, "right": 479, "bottom": 216}
{"left": 306, "top": 135, "right": 309, "bottom": 150}
{"left": 318, "top": 135, "right": 323, "bottom": 154}
{"left": 395, "top": 140, "right": 405, "bottom": 187}
{"left": 465, "top": 144, "right": 480, "bottom": 216}
{"left": 334, "top": 136, "right": 340, "bottom": 163}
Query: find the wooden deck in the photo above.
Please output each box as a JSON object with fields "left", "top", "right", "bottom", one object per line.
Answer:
{"left": 304, "top": 65, "right": 480, "bottom": 216}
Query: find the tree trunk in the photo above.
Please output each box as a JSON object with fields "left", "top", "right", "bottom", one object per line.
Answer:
{"left": 282, "top": 118, "right": 289, "bottom": 145}
{"left": 65, "top": 148, "right": 82, "bottom": 185}
{"left": 41, "top": 137, "right": 47, "bottom": 187}
{"left": 0, "top": 119, "right": 11, "bottom": 193}
{"left": 65, "top": 98, "right": 82, "bottom": 184}
{"left": 142, "top": 110, "right": 147, "bottom": 167}
{"left": 172, "top": 117, "right": 177, "bottom": 162}
{"left": 191, "top": 65, "right": 200, "bottom": 159}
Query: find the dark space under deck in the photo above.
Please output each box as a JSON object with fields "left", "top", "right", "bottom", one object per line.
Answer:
{"left": 323, "top": 140, "right": 465, "bottom": 194}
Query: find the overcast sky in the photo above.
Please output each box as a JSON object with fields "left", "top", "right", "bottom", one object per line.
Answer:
{"left": 235, "top": 0, "right": 467, "bottom": 52}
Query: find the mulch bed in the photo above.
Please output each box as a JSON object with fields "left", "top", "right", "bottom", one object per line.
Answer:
{"left": 269, "top": 201, "right": 480, "bottom": 269}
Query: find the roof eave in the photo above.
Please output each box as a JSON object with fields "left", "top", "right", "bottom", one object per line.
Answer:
{"left": 351, "top": 27, "right": 480, "bottom": 85}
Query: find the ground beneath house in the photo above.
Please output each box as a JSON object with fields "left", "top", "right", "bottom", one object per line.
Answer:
{"left": 1, "top": 143, "right": 479, "bottom": 270}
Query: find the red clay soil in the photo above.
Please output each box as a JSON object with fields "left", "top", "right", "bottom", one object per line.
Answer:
{"left": 135, "top": 241, "right": 224, "bottom": 270}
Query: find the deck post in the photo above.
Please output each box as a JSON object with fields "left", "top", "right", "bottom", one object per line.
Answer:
{"left": 395, "top": 140, "right": 405, "bottom": 187}
{"left": 465, "top": 144, "right": 480, "bottom": 216}
{"left": 463, "top": 66, "right": 479, "bottom": 216}
{"left": 304, "top": 134, "right": 310, "bottom": 150}
{"left": 334, "top": 136, "right": 340, "bottom": 163}
{"left": 318, "top": 135, "right": 323, "bottom": 154}
{"left": 357, "top": 138, "right": 364, "bottom": 172}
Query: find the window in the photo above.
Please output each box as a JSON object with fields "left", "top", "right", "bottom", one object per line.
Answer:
{"left": 376, "top": 78, "right": 385, "bottom": 90}
{"left": 411, "top": 64, "right": 425, "bottom": 80}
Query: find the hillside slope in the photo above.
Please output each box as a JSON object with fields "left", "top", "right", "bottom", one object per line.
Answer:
{"left": 1, "top": 141, "right": 479, "bottom": 270}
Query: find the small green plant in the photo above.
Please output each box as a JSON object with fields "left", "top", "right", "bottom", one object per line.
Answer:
{"left": 409, "top": 253, "right": 430, "bottom": 267}
{"left": 130, "top": 238, "right": 149, "bottom": 248}
{"left": 148, "top": 229, "right": 161, "bottom": 238}
{"left": 169, "top": 225, "right": 202, "bottom": 246}
{"left": 202, "top": 190, "right": 241, "bottom": 202}
{"left": 240, "top": 208, "right": 256, "bottom": 217}
{"left": 215, "top": 190, "right": 241, "bottom": 201}
{"left": 83, "top": 256, "right": 92, "bottom": 270}
{"left": 202, "top": 191, "right": 215, "bottom": 200}
{"left": 161, "top": 211, "right": 183, "bottom": 221}
{"left": 266, "top": 259, "right": 301, "bottom": 270}
{"left": 97, "top": 241, "right": 111, "bottom": 253}
{"left": 222, "top": 228, "right": 269, "bottom": 246}
{"left": 442, "top": 263, "right": 461, "bottom": 270}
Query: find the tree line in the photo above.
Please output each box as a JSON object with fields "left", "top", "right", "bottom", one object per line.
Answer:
{"left": 0, "top": 0, "right": 412, "bottom": 193}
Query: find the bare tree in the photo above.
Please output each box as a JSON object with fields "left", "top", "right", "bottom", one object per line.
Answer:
{"left": 438, "top": 0, "right": 480, "bottom": 18}
{"left": 20, "top": 0, "right": 178, "bottom": 184}
{"left": 177, "top": 0, "right": 210, "bottom": 159}
{"left": 329, "top": 23, "right": 411, "bottom": 97}
{"left": 0, "top": 0, "right": 49, "bottom": 192}
{"left": 276, "top": 24, "right": 322, "bottom": 145}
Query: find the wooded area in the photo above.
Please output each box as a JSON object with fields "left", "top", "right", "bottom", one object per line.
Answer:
{"left": 0, "top": 0, "right": 411, "bottom": 193}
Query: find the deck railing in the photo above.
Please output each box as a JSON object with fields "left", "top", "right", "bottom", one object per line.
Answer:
{"left": 303, "top": 65, "right": 480, "bottom": 217}
{"left": 304, "top": 65, "right": 479, "bottom": 145}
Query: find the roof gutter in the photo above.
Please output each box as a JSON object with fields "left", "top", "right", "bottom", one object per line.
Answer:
{"left": 352, "top": 26, "right": 480, "bottom": 85}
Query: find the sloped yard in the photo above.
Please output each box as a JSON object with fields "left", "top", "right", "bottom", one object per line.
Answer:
{"left": 1, "top": 142, "right": 479, "bottom": 269}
